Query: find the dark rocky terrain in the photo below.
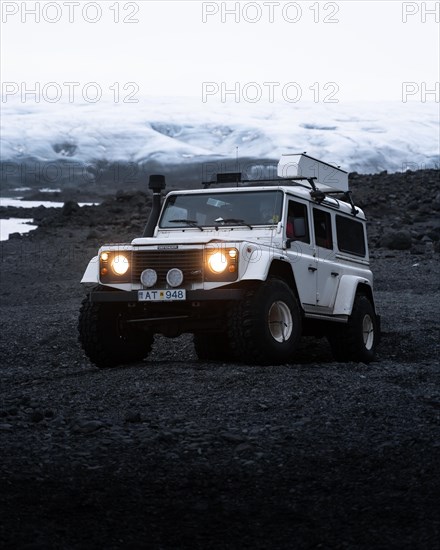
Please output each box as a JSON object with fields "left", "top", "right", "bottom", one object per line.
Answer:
{"left": 0, "top": 169, "right": 439, "bottom": 549}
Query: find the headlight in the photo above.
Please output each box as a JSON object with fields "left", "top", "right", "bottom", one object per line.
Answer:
{"left": 100, "top": 250, "right": 131, "bottom": 283}
{"left": 111, "top": 254, "right": 130, "bottom": 275}
{"left": 205, "top": 248, "right": 238, "bottom": 281}
{"left": 208, "top": 252, "right": 228, "bottom": 274}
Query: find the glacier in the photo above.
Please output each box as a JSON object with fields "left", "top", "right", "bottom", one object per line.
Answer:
{"left": 1, "top": 97, "right": 438, "bottom": 188}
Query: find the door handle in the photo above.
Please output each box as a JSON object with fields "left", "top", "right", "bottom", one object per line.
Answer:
{"left": 308, "top": 266, "right": 317, "bottom": 272}
{"left": 331, "top": 272, "right": 339, "bottom": 277}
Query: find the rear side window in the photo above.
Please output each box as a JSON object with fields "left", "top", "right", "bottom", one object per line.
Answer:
{"left": 336, "top": 215, "right": 366, "bottom": 257}
{"left": 313, "top": 209, "right": 333, "bottom": 249}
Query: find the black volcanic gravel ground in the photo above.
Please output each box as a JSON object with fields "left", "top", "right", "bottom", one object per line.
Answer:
{"left": 0, "top": 169, "right": 439, "bottom": 549}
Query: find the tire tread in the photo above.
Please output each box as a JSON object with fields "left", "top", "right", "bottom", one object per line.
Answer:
{"left": 78, "top": 289, "right": 153, "bottom": 368}
{"left": 328, "top": 294, "right": 378, "bottom": 363}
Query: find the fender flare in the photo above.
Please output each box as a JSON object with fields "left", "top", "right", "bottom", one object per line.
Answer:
{"left": 240, "top": 246, "right": 280, "bottom": 282}
{"left": 332, "top": 275, "right": 374, "bottom": 316}
{"left": 81, "top": 256, "right": 99, "bottom": 283}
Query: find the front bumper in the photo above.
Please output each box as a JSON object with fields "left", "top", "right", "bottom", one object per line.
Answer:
{"left": 88, "top": 287, "right": 246, "bottom": 335}
{"left": 89, "top": 288, "right": 245, "bottom": 303}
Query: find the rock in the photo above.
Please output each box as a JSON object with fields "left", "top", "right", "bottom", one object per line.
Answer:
{"left": 87, "top": 230, "right": 100, "bottom": 240}
{"left": 31, "top": 411, "right": 45, "bottom": 423}
{"left": 110, "top": 205, "right": 123, "bottom": 214}
{"left": 73, "top": 420, "right": 106, "bottom": 434}
{"left": 427, "top": 229, "right": 440, "bottom": 242}
{"left": 380, "top": 230, "right": 412, "bottom": 250}
{"left": 62, "top": 201, "right": 80, "bottom": 216}
{"left": 125, "top": 411, "right": 142, "bottom": 423}
{"left": 410, "top": 244, "right": 425, "bottom": 255}
{"left": 234, "top": 443, "right": 252, "bottom": 453}
{"left": 0, "top": 423, "right": 13, "bottom": 431}
{"left": 221, "top": 432, "right": 246, "bottom": 443}
{"left": 116, "top": 189, "right": 135, "bottom": 202}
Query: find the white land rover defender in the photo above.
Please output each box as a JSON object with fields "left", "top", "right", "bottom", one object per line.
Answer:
{"left": 79, "top": 154, "right": 380, "bottom": 368}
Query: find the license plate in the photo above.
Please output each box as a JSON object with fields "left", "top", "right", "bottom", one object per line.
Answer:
{"left": 138, "top": 289, "right": 186, "bottom": 302}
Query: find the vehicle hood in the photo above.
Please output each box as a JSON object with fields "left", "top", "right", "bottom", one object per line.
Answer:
{"left": 131, "top": 229, "right": 278, "bottom": 247}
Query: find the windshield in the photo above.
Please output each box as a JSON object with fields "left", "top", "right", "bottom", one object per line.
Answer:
{"left": 159, "top": 190, "right": 284, "bottom": 229}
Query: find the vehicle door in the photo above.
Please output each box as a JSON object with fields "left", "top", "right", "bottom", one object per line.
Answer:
{"left": 285, "top": 199, "right": 317, "bottom": 307}
{"left": 312, "top": 207, "right": 340, "bottom": 310}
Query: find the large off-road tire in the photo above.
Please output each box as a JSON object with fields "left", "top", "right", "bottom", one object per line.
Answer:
{"left": 327, "top": 294, "right": 379, "bottom": 363}
{"left": 193, "top": 332, "right": 234, "bottom": 361}
{"left": 228, "top": 278, "right": 302, "bottom": 365}
{"left": 78, "top": 289, "right": 153, "bottom": 368}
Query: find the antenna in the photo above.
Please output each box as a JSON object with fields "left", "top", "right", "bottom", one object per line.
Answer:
{"left": 235, "top": 147, "right": 239, "bottom": 186}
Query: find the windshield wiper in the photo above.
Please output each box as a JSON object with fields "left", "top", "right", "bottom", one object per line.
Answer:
{"left": 169, "top": 219, "right": 204, "bottom": 231}
{"left": 215, "top": 218, "right": 253, "bottom": 230}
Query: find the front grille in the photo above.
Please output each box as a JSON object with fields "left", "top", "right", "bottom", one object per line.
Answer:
{"left": 132, "top": 249, "right": 204, "bottom": 287}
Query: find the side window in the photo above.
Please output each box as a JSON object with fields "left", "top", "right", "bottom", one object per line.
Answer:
{"left": 336, "top": 215, "right": 366, "bottom": 257}
{"left": 286, "top": 201, "right": 310, "bottom": 243}
{"left": 313, "top": 209, "right": 333, "bottom": 249}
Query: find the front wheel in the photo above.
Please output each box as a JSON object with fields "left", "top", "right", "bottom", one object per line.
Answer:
{"left": 328, "top": 294, "right": 379, "bottom": 363}
{"left": 78, "top": 292, "right": 153, "bottom": 368}
{"left": 228, "top": 279, "right": 302, "bottom": 365}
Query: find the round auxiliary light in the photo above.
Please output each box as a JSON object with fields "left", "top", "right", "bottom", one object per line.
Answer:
{"left": 166, "top": 268, "right": 184, "bottom": 288}
{"left": 208, "top": 252, "right": 227, "bottom": 274}
{"left": 140, "top": 268, "right": 157, "bottom": 288}
{"left": 111, "top": 254, "right": 129, "bottom": 275}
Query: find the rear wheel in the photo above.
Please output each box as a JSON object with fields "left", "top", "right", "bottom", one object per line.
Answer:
{"left": 228, "top": 278, "right": 302, "bottom": 365}
{"left": 78, "top": 289, "right": 153, "bottom": 368}
{"left": 328, "top": 294, "right": 379, "bottom": 363}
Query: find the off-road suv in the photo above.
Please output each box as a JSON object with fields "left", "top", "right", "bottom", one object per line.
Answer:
{"left": 79, "top": 153, "right": 380, "bottom": 368}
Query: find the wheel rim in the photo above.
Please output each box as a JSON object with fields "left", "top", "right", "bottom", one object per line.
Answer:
{"left": 268, "top": 301, "right": 293, "bottom": 343}
{"left": 362, "top": 314, "right": 374, "bottom": 350}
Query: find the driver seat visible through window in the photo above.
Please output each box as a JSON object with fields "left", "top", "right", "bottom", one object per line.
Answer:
{"left": 286, "top": 200, "right": 309, "bottom": 243}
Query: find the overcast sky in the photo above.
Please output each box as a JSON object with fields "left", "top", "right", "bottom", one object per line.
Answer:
{"left": 1, "top": 0, "right": 439, "bottom": 103}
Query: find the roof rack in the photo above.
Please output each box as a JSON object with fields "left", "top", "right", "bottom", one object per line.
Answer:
{"left": 201, "top": 153, "right": 358, "bottom": 215}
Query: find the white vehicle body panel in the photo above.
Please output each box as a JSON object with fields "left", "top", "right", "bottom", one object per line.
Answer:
{"left": 81, "top": 256, "right": 99, "bottom": 283}
{"left": 80, "top": 175, "right": 376, "bottom": 321}
{"left": 333, "top": 275, "right": 373, "bottom": 316}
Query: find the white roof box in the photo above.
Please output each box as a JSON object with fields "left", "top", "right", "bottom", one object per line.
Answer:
{"left": 277, "top": 153, "right": 348, "bottom": 192}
